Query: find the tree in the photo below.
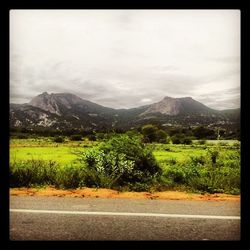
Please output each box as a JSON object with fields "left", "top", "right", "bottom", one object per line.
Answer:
{"left": 141, "top": 124, "right": 158, "bottom": 142}
{"left": 155, "top": 129, "right": 168, "bottom": 143}
{"left": 193, "top": 126, "right": 215, "bottom": 139}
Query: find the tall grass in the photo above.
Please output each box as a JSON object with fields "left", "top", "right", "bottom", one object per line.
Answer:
{"left": 161, "top": 147, "right": 240, "bottom": 194}
{"left": 9, "top": 140, "right": 240, "bottom": 194}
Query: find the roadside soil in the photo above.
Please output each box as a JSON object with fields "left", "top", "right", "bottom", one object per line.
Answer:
{"left": 10, "top": 187, "right": 240, "bottom": 201}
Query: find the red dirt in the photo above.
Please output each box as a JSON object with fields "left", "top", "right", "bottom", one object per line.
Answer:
{"left": 10, "top": 187, "right": 240, "bottom": 202}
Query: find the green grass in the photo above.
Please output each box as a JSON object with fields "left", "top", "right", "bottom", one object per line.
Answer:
{"left": 153, "top": 146, "right": 206, "bottom": 164}
{"left": 10, "top": 138, "right": 240, "bottom": 168}
{"left": 10, "top": 137, "right": 98, "bottom": 165}
{"left": 10, "top": 147, "right": 82, "bottom": 165}
{"left": 9, "top": 138, "right": 240, "bottom": 194}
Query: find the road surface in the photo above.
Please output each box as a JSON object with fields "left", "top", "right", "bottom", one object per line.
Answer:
{"left": 10, "top": 196, "right": 240, "bottom": 240}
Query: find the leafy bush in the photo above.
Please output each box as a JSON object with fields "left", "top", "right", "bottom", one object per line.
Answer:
{"left": 77, "top": 134, "right": 162, "bottom": 190}
{"left": 70, "top": 134, "right": 82, "bottom": 141}
{"left": 163, "top": 166, "right": 186, "bottom": 184}
{"left": 53, "top": 136, "right": 64, "bottom": 143}
{"left": 171, "top": 134, "right": 185, "bottom": 144}
{"left": 160, "top": 146, "right": 240, "bottom": 194}
{"left": 171, "top": 134, "right": 192, "bottom": 144}
{"left": 86, "top": 134, "right": 96, "bottom": 141}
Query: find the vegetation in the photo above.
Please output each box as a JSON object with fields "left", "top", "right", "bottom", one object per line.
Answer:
{"left": 70, "top": 134, "right": 82, "bottom": 141}
{"left": 53, "top": 136, "right": 65, "bottom": 143}
{"left": 141, "top": 124, "right": 170, "bottom": 143}
{"left": 9, "top": 127, "right": 240, "bottom": 194}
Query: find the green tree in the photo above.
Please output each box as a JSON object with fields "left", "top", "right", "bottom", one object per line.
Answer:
{"left": 141, "top": 124, "right": 159, "bottom": 142}
{"left": 155, "top": 129, "right": 169, "bottom": 143}
{"left": 193, "top": 126, "right": 215, "bottom": 139}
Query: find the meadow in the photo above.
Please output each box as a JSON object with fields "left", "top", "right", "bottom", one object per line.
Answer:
{"left": 10, "top": 136, "right": 240, "bottom": 194}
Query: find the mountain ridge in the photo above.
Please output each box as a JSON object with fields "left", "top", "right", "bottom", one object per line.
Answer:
{"left": 10, "top": 92, "right": 240, "bottom": 131}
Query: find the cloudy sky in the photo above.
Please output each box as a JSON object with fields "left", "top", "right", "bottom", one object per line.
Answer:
{"left": 10, "top": 10, "right": 240, "bottom": 110}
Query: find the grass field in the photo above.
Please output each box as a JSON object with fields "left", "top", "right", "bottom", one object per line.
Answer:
{"left": 9, "top": 137, "right": 240, "bottom": 194}
{"left": 10, "top": 138, "right": 239, "bottom": 166}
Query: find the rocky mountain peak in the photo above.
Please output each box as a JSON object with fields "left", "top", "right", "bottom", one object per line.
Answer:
{"left": 142, "top": 96, "right": 182, "bottom": 115}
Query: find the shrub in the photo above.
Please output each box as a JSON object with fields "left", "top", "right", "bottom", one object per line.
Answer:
{"left": 70, "top": 134, "right": 82, "bottom": 141}
{"left": 171, "top": 134, "right": 194, "bottom": 144}
{"left": 77, "top": 134, "right": 162, "bottom": 190}
{"left": 53, "top": 136, "right": 64, "bottom": 143}
{"left": 54, "top": 165, "right": 85, "bottom": 189}
{"left": 183, "top": 137, "right": 193, "bottom": 145}
{"left": 160, "top": 148, "right": 240, "bottom": 194}
{"left": 86, "top": 134, "right": 96, "bottom": 141}
{"left": 198, "top": 140, "right": 207, "bottom": 145}
{"left": 10, "top": 160, "right": 57, "bottom": 187}
{"left": 15, "top": 133, "right": 29, "bottom": 139}
{"left": 164, "top": 166, "right": 186, "bottom": 184}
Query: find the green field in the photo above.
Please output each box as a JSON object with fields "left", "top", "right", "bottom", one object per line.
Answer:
{"left": 10, "top": 137, "right": 240, "bottom": 194}
{"left": 10, "top": 138, "right": 98, "bottom": 165}
{"left": 10, "top": 138, "right": 239, "bottom": 166}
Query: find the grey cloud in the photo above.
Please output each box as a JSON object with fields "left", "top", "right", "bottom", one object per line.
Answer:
{"left": 10, "top": 10, "right": 240, "bottom": 110}
{"left": 196, "top": 87, "right": 240, "bottom": 110}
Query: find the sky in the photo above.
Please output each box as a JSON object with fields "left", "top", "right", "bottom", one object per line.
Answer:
{"left": 10, "top": 10, "right": 240, "bottom": 110}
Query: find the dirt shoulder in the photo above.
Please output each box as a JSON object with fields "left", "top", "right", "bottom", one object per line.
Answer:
{"left": 10, "top": 187, "right": 240, "bottom": 202}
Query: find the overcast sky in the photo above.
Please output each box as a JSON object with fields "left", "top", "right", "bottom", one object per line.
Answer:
{"left": 10, "top": 10, "right": 240, "bottom": 110}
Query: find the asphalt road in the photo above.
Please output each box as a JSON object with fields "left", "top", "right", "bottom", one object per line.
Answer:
{"left": 10, "top": 196, "right": 240, "bottom": 241}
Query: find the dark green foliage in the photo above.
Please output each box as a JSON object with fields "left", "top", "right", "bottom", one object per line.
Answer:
{"left": 182, "top": 137, "right": 193, "bottom": 145}
{"left": 78, "top": 134, "right": 162, "bottom": 190}
{"left": 141, "top": 124, "right": 169, "bottom": 143}
{"left": 141, "top": 124, "right": 159, "bottom": 142}
{"left": 70, "top": 134, "right": 82, "bottom": 141}
{"left": 54, "top": 165, "right": 85, "bottom": 189}
{"left": 171, "top": 133, "right": 185, "bottom": 144}
{"left": 53, "top": 136, "right": 64, "bottom": 143}
{"left": 193, "top": 126, "right": 215, "bottom": 139}
{"left": 86, "top": 134, "right": 96, "bottom": 141}
{"left": 14, "top": 133, "right": 29, "bottom": 139}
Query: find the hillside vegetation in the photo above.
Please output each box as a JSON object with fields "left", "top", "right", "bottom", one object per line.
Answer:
{"left": 10, "top": 132, "right": 240, "bottom": 194}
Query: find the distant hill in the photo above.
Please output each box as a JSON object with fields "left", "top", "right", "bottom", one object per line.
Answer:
{"left": 141, "top": 96, "right": 216, "bottom": 116}
{"left": 10, "top": 92, "right": 240, "bottom": 132}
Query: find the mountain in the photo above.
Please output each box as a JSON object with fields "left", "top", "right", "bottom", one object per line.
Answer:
{"left": 10, "top": 92, "right": 240, "bottom": 132}
{"left": 141, "top": 96, "right": 216, "bottom": 116}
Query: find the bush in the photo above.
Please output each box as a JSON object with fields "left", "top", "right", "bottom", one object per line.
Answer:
{"left": 164, "top": 166, "right": 186, "bottom": 184}
{"left": 171, "top": 133, "right": 186, "bottom": 144}
{"left": 53, "top": 136, "right": 64, "bottom": 143}
{"left": 141, "top": 125, "right": 169, "bottom": 143}
{"left": 54, "top": 165, "right": 85, "bottom": 189}
{"left": 70, "top": 134, "right": 82, "bottom": 141}
{"left": 86, "top": 134, "right": 96, "bottom": 141}
{"left": 160, "top": 147, "right": 240, "bottom": 194}
{"left": 15, "top": 133, "right": 29, "bottom": 139}
{"left": 77, "top": 134, "right": 162, "bottom": 190}
{"left": 198, "top": 140, "right": 207, "bottom": 145}
{"left": 183, "top": 137, "right": 193, "bottom": 145}
{"left": 10, "top": 160, "right": 57, "bottom": 187}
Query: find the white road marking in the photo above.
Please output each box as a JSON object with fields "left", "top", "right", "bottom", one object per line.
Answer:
{"left": 10, "top": 209, "right": 240, "bottom": 220}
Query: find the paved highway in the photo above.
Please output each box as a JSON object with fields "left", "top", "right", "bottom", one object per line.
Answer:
{"left": 10, "top": 196, "right": 240, "bottom": 240}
